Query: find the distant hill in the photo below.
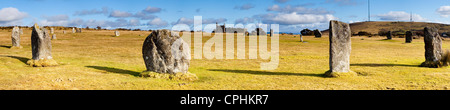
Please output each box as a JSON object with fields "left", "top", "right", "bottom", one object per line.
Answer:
{"left": 322, "top": 21, "right": 450, "bottom": 36}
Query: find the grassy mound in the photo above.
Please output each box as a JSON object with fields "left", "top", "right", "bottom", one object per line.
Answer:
{"left": 26, "top": 59, "right": 58, "bottom": 67}
{"left": 140, "top": 71, "right": 198, "bottom": 81}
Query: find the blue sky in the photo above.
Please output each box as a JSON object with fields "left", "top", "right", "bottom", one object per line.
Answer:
{"left": 0, "top": 0, "right": 449, "bottom": 33}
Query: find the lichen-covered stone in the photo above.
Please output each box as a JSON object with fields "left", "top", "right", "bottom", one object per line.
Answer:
{"left": 27, "top": 23, "right": 58, "bottom": 67}
{"left": 326, "top": 20, "right": 355, "bottom": 77}
{"left": 142, "top": 29, "right": 190, "bottom": 74}
{"left": 420, "top": 27, "right": 443, "bottom": 68}
{"left": 11, "top": 26, "right": 22, "bottom": 48}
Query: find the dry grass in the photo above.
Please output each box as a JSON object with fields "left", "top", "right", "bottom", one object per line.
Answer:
{"left": 0, "top": 29, "right": 450, "bottom": 90}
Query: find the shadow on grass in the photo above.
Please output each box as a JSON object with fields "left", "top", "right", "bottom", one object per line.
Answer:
{"left": 351, "top": 63, "right": 418, "bottom": 67}
{"left": 0, "top": 45, "right": 11, "bottom": 48}
{"left": 85, "top": 66, "right": 140, "bottom": 76}
{"left": 0, "top": 55, "right": 30, "bottom": 64}
{"left": 208, "top": 69, "right": 325, "bottom": 78}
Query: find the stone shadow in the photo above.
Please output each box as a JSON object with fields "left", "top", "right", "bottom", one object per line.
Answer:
{"left": 85, "top": 66, "right": 140, "bottom": 76}
{"left": 0, "top": 45, "right": 11, "bottom": 48}
{"left": 208, "top": 69, "right": 325, "bottom": 78}
{"left": 0, "top": 55, "right": 30, "bottom": 64}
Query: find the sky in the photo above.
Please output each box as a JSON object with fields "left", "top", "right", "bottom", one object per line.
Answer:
{"left": 0, "top": 0, "right": 449, "bottom": 33}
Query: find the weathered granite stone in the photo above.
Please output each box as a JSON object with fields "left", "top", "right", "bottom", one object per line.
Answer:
{"left": 76, "top": 28, "right": 82, "bottom": 33}
{"left": 326, "top": 20, "right": 354, "bottom": 77}
{"left": 115, "top": 31, "right": 120, "bottom": 37}
{"left": 142, "top": 29, "right": 190, "bottom": 74}
{"left": 11, "top": 26, "right": 21, "bottom": 48}
{"left": 420, "top": 27, "right": 444, "bottom": 68}
{"left": 405, "top": 31, "right": 412, "bottom": 43}
{"left": 72, "top": 28, "right": 75, "bottom": 33}
{"left": 27, "top": 23, "right": 58, "bottom": 67}
{"left": 387, "top": 31, "right": 393, "bottom": 40}
{"left": 314, "top": 29, "right": 322, "bottom": 38}
{"left": 63, "top": 30, "right": 66, "bottom": 34}
{"left": 52, "top": 34, "right": 56, "bottom": 40}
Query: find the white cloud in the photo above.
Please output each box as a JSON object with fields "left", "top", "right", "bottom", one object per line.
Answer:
{"left": 256, "top": 12, "right": 337, "bottom": 25}
{"left": 148, "top": 18, "right": 168, "bottom": 27}
{"left": 74, "top": 7, "right": 109, "bottom": 16}
{"left": 274, "top": 0, "right": 290, "bottom": 3}
{"left": 437, "top": 6, "right": 450, "bottom": 17}
{"left": 0, "top": 7, "right": 28, "bottom": 25}
{"left": 234, "top": 4, "right": 255, "bottom": 10}
{"left": 267, "top": 5, "right": 333, "bottom": 14}
{"left": 325, "top": 0, "right": 358, "bottom": 6}
{"left": 375, "top": 11, "right": 427, "bottom": 21}
{"left": 143, "top": 6, "right": 161, "bottom": 13}
{"left": 43, "top": 14, "right": 69, "bottom": 22}
{"left": 235, "top": 17, "right": 255, "bottom": 24}
{"left": 172, "top": 17, "right": 227, "bottom": 25}
{"left": 109, "top": 10, "right": 133, "bottom": 18}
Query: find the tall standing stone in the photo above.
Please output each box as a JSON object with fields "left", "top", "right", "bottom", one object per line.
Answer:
{"left": 270, "top": 29, "right": 273, "bottom": 37}
{"left": 115, "top": 31, "right": 120, "bottom": 37}
{"left": 420, "top": 27, "right": 444, "bottom": 68}
{"left": 142, "top": 29, "right": 191, "bottom": 74}
{"left": 405, "top": 31, "right": 412, "bottom": 43}
{"left": 314, "top": 29, "right": 322, "bottom": 38}
{"left": 63, "top": 30, "right": 66, "bottom": 34}
{"left": 300, "top": 35, "right": 303, "bottom": 42}
{"left": 387, "top": 31, "right": 393, "bottom": 40}
{"left": 11, "top": 26, "right": 22, "bottom": 48}
{"left": 27, "top": 23, "right": 58, "bottom": 67}
{"left": 72, "top": 28, "right": 75, "bottom": 33}
{"left": 50, "top": 28, "right": 54, "bottom": 34}
{"left": 326, "top": 20, "right": 354, "bottom": 77}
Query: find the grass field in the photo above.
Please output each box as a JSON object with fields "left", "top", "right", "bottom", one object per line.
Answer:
{"left": 1, "top": 29, "right": 449, "bottom": 90}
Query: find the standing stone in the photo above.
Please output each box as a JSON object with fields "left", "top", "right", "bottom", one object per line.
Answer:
{"left": 300, "top": 35, "right": 303, "bottom": 42}
{"left": 52, "top": 34, "right": 57, "bottom": 40}
{"left": 63, "top": 30, "right": 66, "bottom": 34}
{"left": 27, "top": 23, "right": 58, "bottom": 67}
{"left": 72, "top": 28, "right": 75, "bottom": 33}
{"left": 420, "top": 27, "right": 443, "bottom": 68}
{"left": 115, "top": 31, "right": 120, "bottom": 37}
{"left": 76, "top": 28, "right": 82, "bottom": 33}
{"left": 11, "top": 26, "right": 22, "bottom": 48}
{"left": 314, "top": 29, "right": 322, "bottom": 38}
{"left": 255, "top": 28, "right": 266, "bottom": 36}
{"left": 405, "top": 31, "right": 412, "bottom": 43}
{"left": 326, "top": 20, "right": 354, "bottom": 77}
{"left": 142, "top": 29, "right": 190, "bottom": 74}
{"left": 270, "top": 29, "right": 273, "bottom": 37}
{"left": 50, "top": 28, "right": 54, "bottom": 34}
{"left": 387, "top": 31, "right": 393, "bottom": 40}
{"left": 19, "top": 28, "right": 23, "bottom": 35}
